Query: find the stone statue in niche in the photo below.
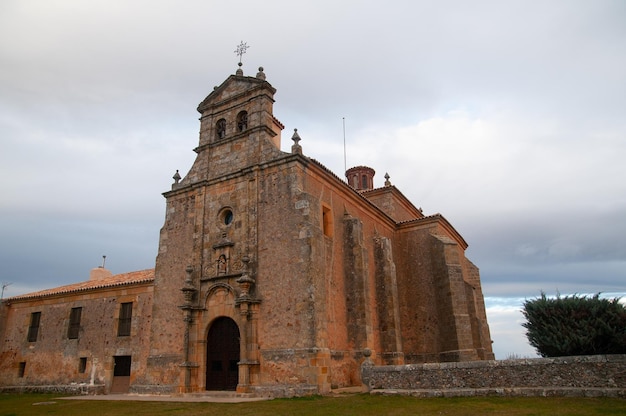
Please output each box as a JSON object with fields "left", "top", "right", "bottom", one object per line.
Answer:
{"left": 217, "top": 254, "right": 228, "bottom": 275}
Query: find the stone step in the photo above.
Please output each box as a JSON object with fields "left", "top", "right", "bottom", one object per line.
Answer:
{"left": 187, "top": 391, "right": 257, "bottom": 399}
{"left": 331, "top": 385, "right": 368, "bottom": 395}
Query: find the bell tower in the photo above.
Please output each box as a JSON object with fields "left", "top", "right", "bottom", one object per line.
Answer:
{"left": 179, "top": 64, "right": 285, "bottom": 186}
{"left": 197, "top": 65, "right": 283, "bottom": 147}
{"left": 145, "top": 61, "right": 285, "bottom": 394}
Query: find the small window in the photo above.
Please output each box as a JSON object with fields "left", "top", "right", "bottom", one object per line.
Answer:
{"left": 224, "top": 210, "right": 233, "bottom": 225}
{"left": 361, "top": 175, "right": 368, "bottom": 189}
{"left": 220, "top": 208, "right": 233, "bottom": 226}
{"left": 27, "top": 312, "right": 41, "bottom": 342}
{"left": 322, "top": 205, "right": 333, "bottom": 238}
{"left": 237, "top": 111, "right": 248, "bottom": 132}
{"left": 68, "top": 307, "right": 82, "bottom": 339}
{"left": 118, "top": 302, "right": 133, "bottom": 337}
{"left": 79, "top": 357, "right": 87, "bottom": 373}
{"left": 216, "top": 118, "right": 226, "bottom": 139}
{"left": 18, "top": 362, "right": 26, "bottom": 378}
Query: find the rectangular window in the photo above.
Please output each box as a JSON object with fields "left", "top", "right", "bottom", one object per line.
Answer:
{"left": 18, "top": 362, "right": 26, "bottom": 377}
{"left": 27, "top": 312, "right": 41, "bottom": 342}
{"left": 322, "top": 205, "right": 333, "bottom": 238}
{"left": 67, "top": 307, "right": 82, "bottom": 339}
{"left": 79, "top": 357, "right": 87, "bottom": 373}
{"left": 118, "top": 302, "right": 133, "bottom": 336}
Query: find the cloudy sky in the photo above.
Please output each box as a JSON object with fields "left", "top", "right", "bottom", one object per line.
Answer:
{"left": 1, "top": 0, "right": 625, "bottom": 359}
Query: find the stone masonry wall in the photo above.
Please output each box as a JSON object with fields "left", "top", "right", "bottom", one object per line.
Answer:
{"left": 0, "top": 384, "right": 105, "bottom": 395}
{"left": 361, "top": 355, "right": 626, "bottom": 397}
{"left": 0, "top": 284, "right": 153, "bottom": 392}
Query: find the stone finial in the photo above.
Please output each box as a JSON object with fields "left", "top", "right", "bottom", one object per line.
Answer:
{"left": 291, "top": 128, "right": 302, "bottom": 155}
{"left": 173, "top": 170, "right": 181, "bottom": 184}
{"left": 384, "top": 172, "right": 391, "bottom": 187}
{"left": 291, "top": 128, "right": 301, "bottom": 145}
{"left": 236, "top": 255, "right": 255, "bottom": 301}
{"left": 236, "top": 62, "right": 243, "bottom": 76}
{"left": 362, "top": 348, "right": 374, "bottom": 366}
{"left": 256, "top": 66, "right": 266, "bottom": 80}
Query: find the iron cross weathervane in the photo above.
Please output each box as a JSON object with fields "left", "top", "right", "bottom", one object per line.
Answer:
{"left": 234, "top": 41, "right": 250, "bottom": 65}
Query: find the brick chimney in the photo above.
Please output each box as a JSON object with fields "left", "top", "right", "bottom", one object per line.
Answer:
{"left": 90, "top": 267, "right": 112, "bottom": 281}
{"left": 345, "top": 166, "right": 376, "bottom": 190}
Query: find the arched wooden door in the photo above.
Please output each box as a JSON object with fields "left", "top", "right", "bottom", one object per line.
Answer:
{"left": 206, "top": 317, "right": 240, "bottom": 390}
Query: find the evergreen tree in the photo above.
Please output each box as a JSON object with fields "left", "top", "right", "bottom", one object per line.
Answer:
{"left": 522, "top": 292, "right": 626, "bottom": 357}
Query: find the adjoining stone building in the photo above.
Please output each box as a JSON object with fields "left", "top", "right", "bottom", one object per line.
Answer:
{"left": 0, "top": 65, "right": 494, "bottom": 397}
{"left": 0, "top": 269, "right": 154, "bottom": 394}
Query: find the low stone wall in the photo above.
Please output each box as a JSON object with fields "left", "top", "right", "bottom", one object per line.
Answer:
{"left": 130, "top": 384, "right": 177, "bottom": 395}
{"left": 361, "top": 355, "right": 626, "bottom": 398}
{"left": 0, "top": 384, "right": 105, "bottom": 395}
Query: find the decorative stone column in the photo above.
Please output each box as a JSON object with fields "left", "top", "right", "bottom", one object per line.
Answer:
{"left": 236, "top": 256, "right": 255, "bottom": 301}
{"left": 180, "top": 265, "right": 198, "bottom": 393}
{"left": 235, "top": 255, "right": 260, "bottom": 393}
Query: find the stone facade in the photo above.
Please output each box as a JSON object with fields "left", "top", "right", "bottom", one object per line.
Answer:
{"left": 0, "top": 65, "right": 494, "bottom": 397}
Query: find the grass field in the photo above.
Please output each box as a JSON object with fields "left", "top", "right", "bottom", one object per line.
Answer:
{"left": 1, "top": 393, "right": 625, "bottom": 416}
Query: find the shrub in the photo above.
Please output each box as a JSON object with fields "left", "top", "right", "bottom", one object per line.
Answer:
{"left": 522, "top": 292, "right": 626, "bottom": 357}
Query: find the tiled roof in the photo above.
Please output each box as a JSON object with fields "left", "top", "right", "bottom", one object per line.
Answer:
{"left": 397, "top": 214, "right": 469, "bottom": 249}
{"left": 397, "top": 213, "right": 443, "bottom": 225}
{"left": 309, "top": 157, "right": 345, "bottom": 183}
{"left": 7, "top": 269, "right": 155, "bottom": 301}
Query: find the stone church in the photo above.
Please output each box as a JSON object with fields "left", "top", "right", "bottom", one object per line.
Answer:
{"left": 0, "top": 64, "right": 494, "bottom": 397}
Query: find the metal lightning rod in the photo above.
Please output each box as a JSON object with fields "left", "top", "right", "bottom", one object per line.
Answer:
{"left": 343, "top": 117, "right": 347, "bottom": 175}
{"left": 1, "top": 282, "right": 12, "bottom": 300}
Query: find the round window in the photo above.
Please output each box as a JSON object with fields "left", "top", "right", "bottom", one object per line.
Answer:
{"left": 222, "top": 209, "right": 233, "bottom": 226}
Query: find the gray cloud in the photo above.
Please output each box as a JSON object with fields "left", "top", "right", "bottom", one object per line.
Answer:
{"left": 1, "top": 0, "right": 625, "bottom": 354}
